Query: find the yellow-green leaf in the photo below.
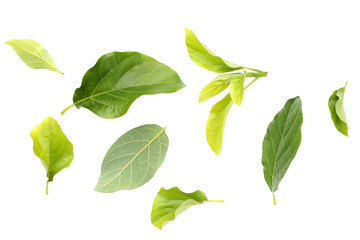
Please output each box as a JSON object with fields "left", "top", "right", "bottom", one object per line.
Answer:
{"left": 185, "top": 28, "right": 242, "bottom": 73}
{"left": 30, "top": 116, "right": 73, "bottom": 194}
{"left": 199, "top": 73, "right": 241, "bottom": 103}
{"left": 229, "top": 73, "right": 246, "bottom": 105}
{"left": 151, "top": 187, "right": 223, "bottom": 229}
{"left": 5, "top": 39, "right": 63, "bottom": 74}
{"left": 206, "top": 93, "right": 233, "bottom": 155}
{"left": 328, "top": 82, "right": 348, "bottom": 136}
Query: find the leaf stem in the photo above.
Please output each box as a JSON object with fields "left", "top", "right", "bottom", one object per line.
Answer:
{"left": 56, "top": 69, "right": 64, "bottom": 75}
{"left": 272, "top": 192, "right": 276, "bottom": 206}
{"left": 207, "top": 200, "right": 225, "bottom": 203}
{"left": 61, "top": 103, "right": 75, "bottom": 115}
{"left": 46, "top": 180, "right": 50, "bottom": 195}
{"left": 244, "top": 77, "right": 260, "bottom": 90}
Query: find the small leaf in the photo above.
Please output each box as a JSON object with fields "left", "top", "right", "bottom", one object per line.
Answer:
{"left": 61, "top": 51, "right": 185, "bottom": 118}
{"left": 95, "top": 124, "right": 168, "bottom": 193}
{"left": 199, "top": 73, "right": 242, "bottom": 103}
{"left": 30, "top": 116, "right": 74, "bottom": 194}
{"left": 328, "top": 82, "right": 348, "bottom": 136}
{"left": 5, "top": 39, "right": 63, "bottom": 74}
{"left": 206, "top": 93, "right": 233, "bottom": 155}
{"left": 185, "top": 28, "right": 243, "bottom": 73}
{"left": 262, "top": 97, "right": 303, "bottom": 205}
{"left": 229, "top": 72, "right": 246, "bottom": 105}
{"left": 151, "top": 187, "right": 223, "bottom": 229}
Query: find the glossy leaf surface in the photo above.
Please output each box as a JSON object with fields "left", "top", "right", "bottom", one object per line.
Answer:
{"left": 62, "top": 51, "right": 185, "bottom": 119}
{"left": 151, "top": 187, "right": 210, "bottom": 230}
{"left": 95, "top": 124, "right": 168, "bottom": 193}
{"left": 329, "top": 82, "right": 348, "bottom": 136}
{"left": 30, "top": 116, "right": 74, "bottom": 194}
{"left": 262, "top": 97, "right": 303, "bottom": 204}
{"left": 206, "top": 93, "right": 233, "bottom": 155}
{"left": 185, "top": 28, "right": 242, "bottom": 73}
{"left": 199, "top": 73, "right": 241, "bottom": 103}
{"left": 6, "top": 39, "right": 63, "bottom": 74}
{"left": 229, "top": 73, "right": 245, "bottom": 105}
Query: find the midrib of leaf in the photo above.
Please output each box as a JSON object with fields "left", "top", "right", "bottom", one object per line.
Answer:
{"left": 98, "top": 127, "right": 167, "bottom": 189}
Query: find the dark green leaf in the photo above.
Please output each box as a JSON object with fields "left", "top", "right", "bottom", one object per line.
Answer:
{"left": 328, "top": 82, "right": 348, "bottom": 136}
{"left": 95, "top": 124, "right": 168, "bottom": 193}
{"left": 61, "top": 51, "right": 185, "bottom": 118}
{"left": 262, "top": 97, "right": 303, "bottom": 204}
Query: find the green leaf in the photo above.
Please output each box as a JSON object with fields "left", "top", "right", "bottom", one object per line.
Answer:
{"left": 328, "top": 82, "right": 348, "bottom": 136}
{"left": 61, "top": 51, "right": 185, "bottom": 119}
{"left": 185, "top": 28, "right": 243, "bottom": 73}
{"left": 199, "top": 73, "right": 241, "bottom": 103}
{"left": 229, "top": 72, "right": 246, "bottom": 105}
{"left": 206, "top": 93, "right": 233, "bottom": 155}
{"left": 261, "top": 96, "right": 303, "bottom": 205}
{"left": 95, "top": 124, "right": 168, "bottom": 193}
{"left": 5, "top": 39, "right": 63, "bottom": 74}
{"left": 30, "top": 116, "right": 74, "bottom": 194}
{"left": 151, "top": 187, "right": 223, "bottom": 230}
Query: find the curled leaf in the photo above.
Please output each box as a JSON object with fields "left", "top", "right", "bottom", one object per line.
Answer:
{"left": 261, "top": 97, "right": 303, "bottom": 205}
{"left": 6, "top": 39, "right": 63, "bottom": 74}
{"left": 61, "top": 51, "right": 185, "bottom": 118}
{"left": 30, "top": 116, "right": 74, "bottom": 194}
{"left": 95, "top": 124, "right": 168, "bottom": 193}
{"left": 329, "top": 82, "right": 348, "bottom": 136}
{"left": 206, "top": 93, "right": 233, "bottom": 155}
{"left": 151, "top": 187, "right": 223, "bottom": 229}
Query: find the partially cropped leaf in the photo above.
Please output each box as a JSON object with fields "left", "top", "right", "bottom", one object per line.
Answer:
{"left": 151, "top": 187, "right": 223, "bottom": 229}
{"left": 206, "top": 93, "right": 233, "bottom": 155}
{"left": 30, "top": 116, "right": 74, "bottom": 194}
{"left": 199, "top": 73, "right": 242, "bottom": 103}
{"left": 185, "top": 28, "right": 243, "bottom": 73}
{"left": 95, "top": 124, "right": 168, "bottom": 193}
{"left": 329, "top": 82, "right": 348, "bottom": 136}
{"left": 229, "top": 72, "right": 246, "bottom": 105}
{"left": 6, "top": 39, "right": 63, "bottom": 74}
{"left": 262, "top": 97, "right": 303, "bottom": 205}
{"left": 61, "top": 51, "right": 185, "bottom": 118}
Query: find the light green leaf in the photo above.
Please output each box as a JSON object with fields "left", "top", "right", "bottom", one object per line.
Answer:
{"left": 206, "top": 93, "right": 233, "bottom": 155}
{"left": 30, "top": 116, "right": 74, "bottom": 194}
{"left": 5, "top": 39, "right": 63, "bottom": 74}
{"left": 151, "top": 187, "right": 223, "bottom": 230}
{"left": 199, "top": 73, "right": 242, "bottom": 103}
{"left": 185, "top": 28, "right": 243, "bottom": 73}
{"left": 229, "top": 72, "right": 246, "bottom": 105}
{"left": 262, "top": 97, "right": 303, "bottom": 205}
{"left": 61, "top": 51, "right": 185, "bottom": 119}
{"left": 95, "top": 124, "right": 168, "bottom": 193}
{"left": 329, "top": 82, "right": 348, "bottom": 136}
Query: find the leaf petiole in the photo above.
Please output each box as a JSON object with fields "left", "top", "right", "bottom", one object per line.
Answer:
{"left": 61, "top": 103, "right": 75, "bottom": 115}
{"left": 46, "top": 180, "right": 50, "bottom": 195}
{"left": 273, "top": 192, "right": 276, "bottom": 206}
{"left": 207, "top": 200, "right": 225, "bottom": 203}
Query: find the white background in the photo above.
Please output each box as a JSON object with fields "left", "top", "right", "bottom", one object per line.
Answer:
{"left": 0, "top": 0, "right": 360, "bottom": 239}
